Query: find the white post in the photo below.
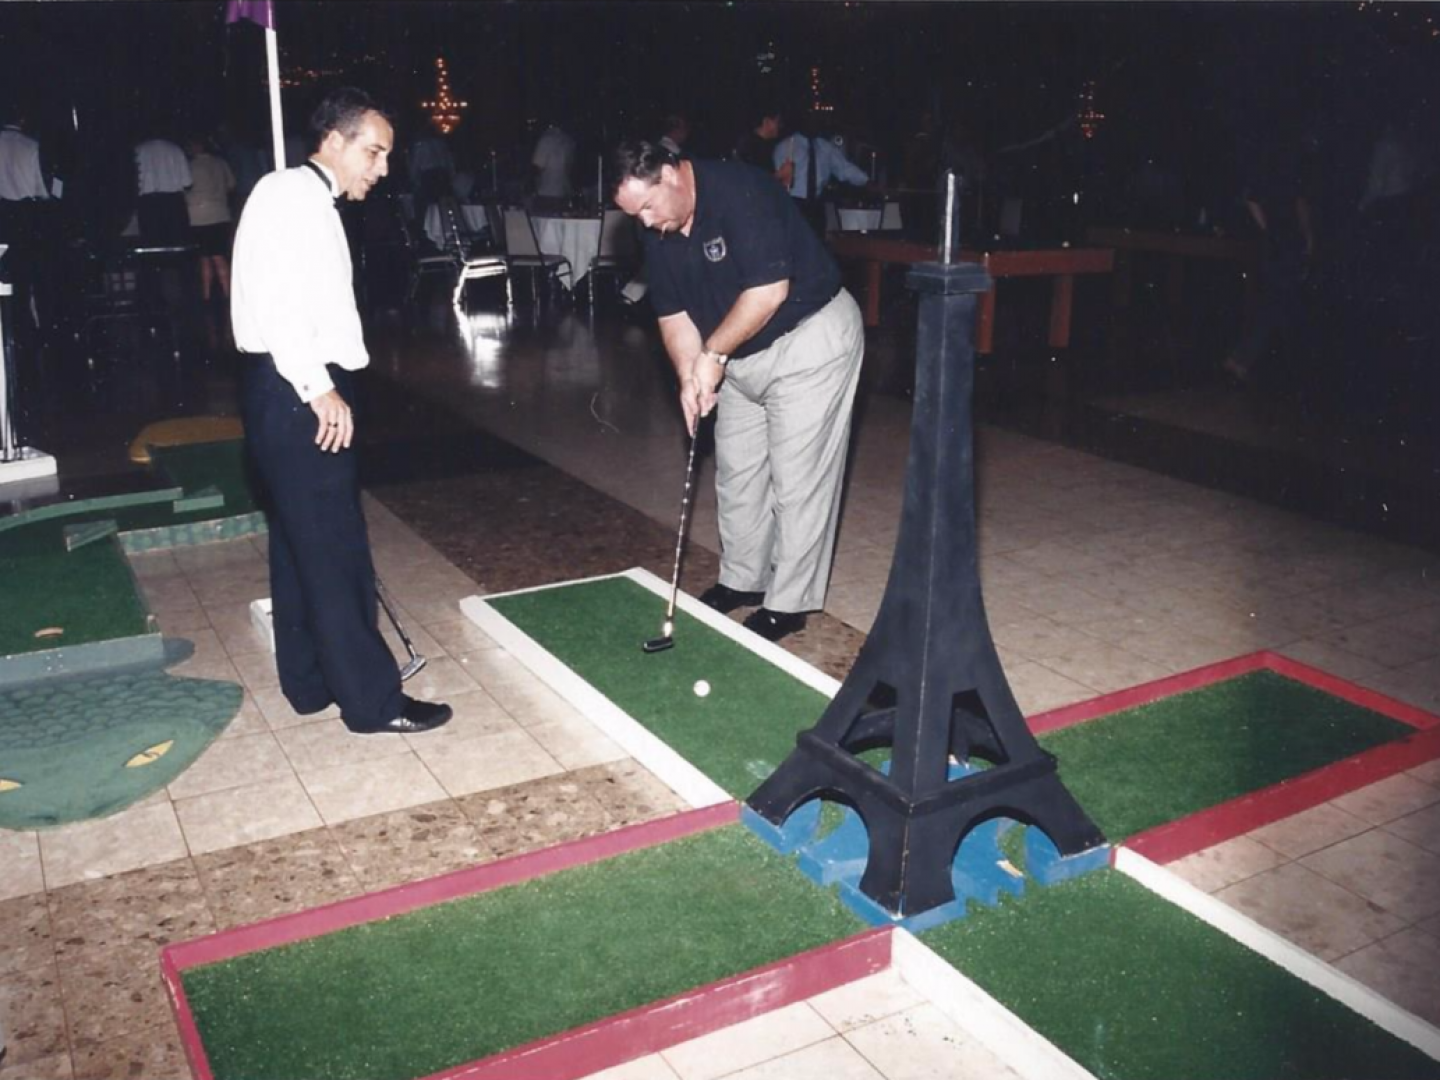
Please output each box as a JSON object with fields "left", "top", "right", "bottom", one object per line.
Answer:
{"left": 0, "top": 258, "right": 13, "bottom": 461}
{"left": 941, "top": 171, "right": 956, "bottom": 264}
{"left": 265, "top": 26, "right": 285, "bottom": 169}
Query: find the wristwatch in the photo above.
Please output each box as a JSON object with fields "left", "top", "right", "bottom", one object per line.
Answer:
{"left": 702, "top": 348, "right": 729, "bottom": 367}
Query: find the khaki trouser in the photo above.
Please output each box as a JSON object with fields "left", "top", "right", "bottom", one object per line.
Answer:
{"left": 714, "top": 288, "right": 865, "bottom": 613}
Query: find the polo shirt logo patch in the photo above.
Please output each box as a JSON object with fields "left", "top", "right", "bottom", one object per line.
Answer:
{"left": 703, "top": 236, "right": 727, "bottom": 262}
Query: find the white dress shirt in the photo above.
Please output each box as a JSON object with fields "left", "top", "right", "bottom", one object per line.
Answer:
{"left": 0, "top": 126, "right": 49, "bottom": 201}
{"left": 231, "top": 161, "right": 368, "bottom": 402}
{"left": 774, "top": 134, "right": 869, "bottom": 200}
{"left": 532, "top": 126, "right": 575, "bottom": 198}
{"left": 185, "top": 153, "right": 235, "bottom": 226}
{"left": 135, "top": 139, "right": 193, "bottom": 195}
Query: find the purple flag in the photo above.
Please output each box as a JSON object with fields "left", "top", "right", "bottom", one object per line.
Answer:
{"left": 225, "top": 0, "right": 274, "bottom": 29}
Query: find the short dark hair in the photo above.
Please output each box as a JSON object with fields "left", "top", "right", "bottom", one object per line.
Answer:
{"left": 310, "top": 87, "right": 389, "bottom": 147}
{"left": 752, "top": 104, "right": 783, "bottom": 127}
{"left": 611, "top": 139, "right": 677, "bottom": 193}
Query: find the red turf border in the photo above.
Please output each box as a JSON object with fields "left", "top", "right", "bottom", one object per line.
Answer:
{"left": 418, "top": 928, "right": 892, "bottom": 1080}
{"left": 163, "top": 650, "right": 1440, "bottom": 1080}
{"left": 1026, "top": 650, "right": 1440, "bottom": 865}
{"left": 162, "top": 801, "right": 888, "bottom": 1080}
{"left": 163, "top": 802, "right": 739, "bottom": 1080}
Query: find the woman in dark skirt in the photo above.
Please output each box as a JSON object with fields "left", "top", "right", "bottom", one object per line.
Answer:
{"left": 184, "top": 134, "right": 237, "bottom": 302}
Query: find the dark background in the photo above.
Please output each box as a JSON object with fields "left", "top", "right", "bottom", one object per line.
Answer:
{"left": 3, "top": 2, "right": 1437, "bottom": 217}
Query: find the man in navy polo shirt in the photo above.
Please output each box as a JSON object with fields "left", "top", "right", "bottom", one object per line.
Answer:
{"left": 613, "top": 140, "right": 865, "bottom": 643}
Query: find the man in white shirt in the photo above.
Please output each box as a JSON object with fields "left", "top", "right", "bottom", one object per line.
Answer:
{"left": 0, "top": 112, "right": 51, "bottom": 335}
{"left": 774, "top": 123, "right": 870, "bottom": 236}
{"left": 232, "top": 87, "right": 452, "bottom": 735}
{"left": 134, "top": 136, "right": 192, "bottom": 244}
{"left": 530, "top": 121, "right": 575, "bottom": 213}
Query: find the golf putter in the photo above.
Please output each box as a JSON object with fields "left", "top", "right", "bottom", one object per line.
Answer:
{"left": 643, "top": 420, "right": 704, "bottom": 653}
{"left": 377, "top": 578, "right": 428, "bottom": 680}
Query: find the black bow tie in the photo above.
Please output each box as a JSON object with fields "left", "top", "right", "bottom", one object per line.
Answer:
{"left": 304, "top": 161, "right": 342, "bottom": 208}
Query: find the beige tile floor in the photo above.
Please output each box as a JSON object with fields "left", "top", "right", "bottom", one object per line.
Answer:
{"left": 6, "top": 322, "right": 1440, "bottom": 1075}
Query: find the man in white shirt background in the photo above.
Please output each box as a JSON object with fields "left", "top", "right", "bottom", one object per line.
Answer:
{"left": 530, "top": 117, "right": 575, "bottom": 214}
{"left": 231, "top": 86, "right": 452, "bottom": 736}
{"left": 0, "top": 108, "right": 53, "bottom": 340}
{"left": 134, "top": 132, "right": 192, "bottom": 245}
{"left": 774, "top": 114, "right": 871, "bottom": 236}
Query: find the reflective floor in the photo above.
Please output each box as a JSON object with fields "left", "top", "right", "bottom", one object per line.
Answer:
{"left": 2, "top": 274, "right": 1439, "bottom": 1078}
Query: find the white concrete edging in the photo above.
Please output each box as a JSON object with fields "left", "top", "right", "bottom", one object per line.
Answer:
{"left": 459, "top": 568, "right": 784, "bottom": 811}
{"left": 890, "top": 927, "right": 1098, "bottom": 1080}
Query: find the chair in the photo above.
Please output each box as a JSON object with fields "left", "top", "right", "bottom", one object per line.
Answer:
{"left": 586, "top": 208, "right": 639, "bottom": 309}
{"left": 500, "top": 207, "right": 571, "bottom": 306}
{"left": 437, "top": 198, "right": 507, "bottom": 308}
{"left": 408, "top": 196, "right": 507, "bottom": 308}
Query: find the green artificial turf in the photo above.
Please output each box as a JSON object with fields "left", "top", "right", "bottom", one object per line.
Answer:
{"left": 922, "top": 869, "right": 1440, "bottom": 1080}
{"left": 150, "top": 440, "right": 257, "bottom": 515}
{"left": 0, "top": 538, "right": 150, "bottom": 654}
{"left": 1038, "top": 670, "right": 1415, "bottom": 841}
{"left": 490, "top": 576, "right": 830, "bottom": 796}
{"left": 0, "top": 439, "right": 260, "bottom": 656}
{"left": 182, "top": 826, "right": 865, "bottom": 1080}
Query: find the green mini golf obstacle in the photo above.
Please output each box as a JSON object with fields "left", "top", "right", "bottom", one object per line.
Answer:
{"left": 0, "top": 438, "right": 257, "bottom": 825}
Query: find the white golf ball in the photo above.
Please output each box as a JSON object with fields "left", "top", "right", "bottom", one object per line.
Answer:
{"left": 662, "top": 620, "right": 674, "bottom": 637}
{"left": 693, "top": 679, "right": 711, "bottom": 698}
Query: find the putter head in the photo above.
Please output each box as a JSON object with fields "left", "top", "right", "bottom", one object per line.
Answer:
{"left": 641, "top": 635, "right": 674, "bottom": 654}
{"left": 399, "top": 655, "right": 428, "bottom": 681}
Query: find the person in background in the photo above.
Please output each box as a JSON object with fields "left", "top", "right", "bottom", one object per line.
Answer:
{"left": 408, "top": 126, "right": 454, "bottom": 230}
{"left": 530, "top": 117, "right": 576, "bottom": 213}
{"left": 659, "top": 112, "right": 690, "bottom": 158}
{"left": 231, "top": 86, "right": 452, "bottom": 736}
{"left": 774, "top": 116, "right": 869, "bottom": 235}
{"left": 0, "top": 108, "right": 53, "bottom": 338}
{"left": 1222, "top": 143, "right": 1316, "bottom": 385}
{"left": 185, "top": 133, "right": 237, "bottom": 304}
{"left": 134, "top": 132, "right": 192, "bottom": 244}
{"left": 734, "top": 105, "right": 785, "bottom": 179}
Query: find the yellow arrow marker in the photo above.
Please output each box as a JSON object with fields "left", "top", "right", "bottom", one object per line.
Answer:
{"left": 125, "top": 741, "right": 175, "bottom": 768}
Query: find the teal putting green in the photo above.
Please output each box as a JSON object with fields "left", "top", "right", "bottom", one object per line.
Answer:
{"left": 1039, "top": 669, "right": 1415, "bottom": 841}
{"left": 182, "top": 826, "right": 866, "bottom": 1080}
{"left": 0, "top": 669, "right": 242, "bottom": 829}
{"left": 490, "top": 576, "right": 829, "bottom": 797}
{"left": 922, "top": 869, "right": 1440, "bottom": 1080}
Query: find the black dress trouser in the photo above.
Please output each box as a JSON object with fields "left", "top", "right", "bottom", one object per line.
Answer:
{"left": 242, "top": 356, "right": 404, "bottom": 730}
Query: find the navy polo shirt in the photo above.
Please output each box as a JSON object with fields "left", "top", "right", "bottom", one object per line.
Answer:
{"left": 644, "top": 159, "right": 840, "bottom": 359}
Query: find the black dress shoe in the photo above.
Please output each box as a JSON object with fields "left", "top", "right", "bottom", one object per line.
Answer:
{"left": 350, "top": 698, "right": 453, "bottom": 735}
{"left": 742, "top": 608, "right": 807, "bottom": 642}
{"left": 698, "top": 582, "right": 766, "bottom": 613}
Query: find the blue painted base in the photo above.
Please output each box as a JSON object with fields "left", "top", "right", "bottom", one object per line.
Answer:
{"left": 743, "top": 757, "right": 1111, "bottom": 931}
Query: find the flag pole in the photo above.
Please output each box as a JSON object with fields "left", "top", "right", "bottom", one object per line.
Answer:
{"left": 265, "top": 24, "right": 285, "bottom": 169}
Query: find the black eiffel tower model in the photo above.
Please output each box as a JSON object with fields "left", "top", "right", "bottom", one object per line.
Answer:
{"left": 744, "top": 229, "right": 1108, "bottom": 928}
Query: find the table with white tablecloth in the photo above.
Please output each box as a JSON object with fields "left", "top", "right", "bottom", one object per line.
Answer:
{"left": 424, "top": 204, "right": 491, "bottom": 247}
{"left": 531, "top": 215, "right": 602, "bottom": 290}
